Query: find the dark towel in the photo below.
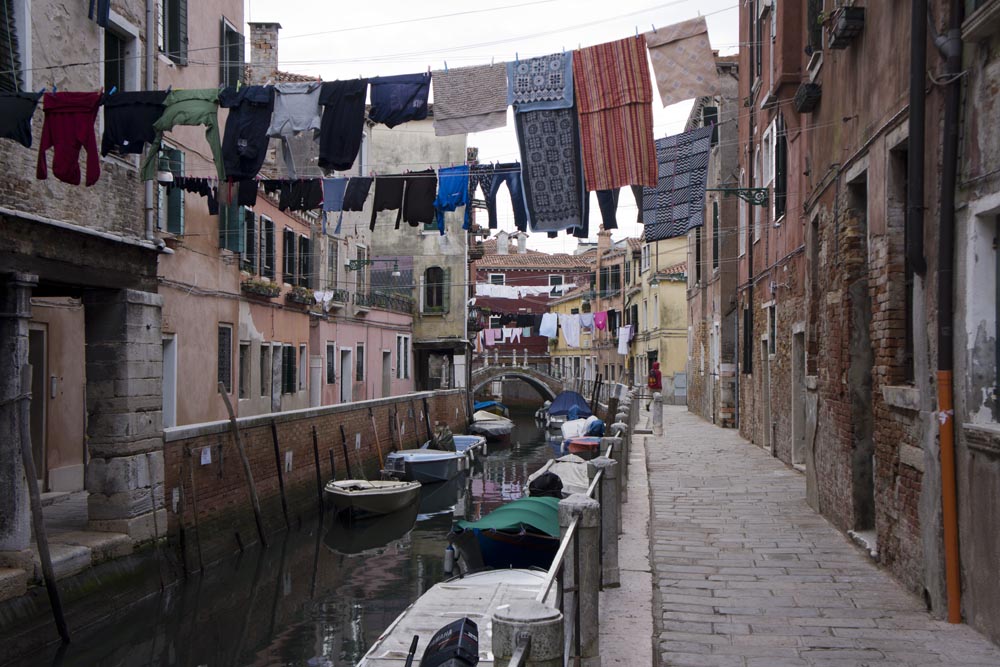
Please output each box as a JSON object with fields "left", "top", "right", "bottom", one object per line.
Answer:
{"left": 369, "top": 176, "right": 405, "bottom": 230}
{"left": 101, "top": 90, "right": 168, "bottom": 156}
{"left": 368, "top": 73, "right": 431, "bottom": 128}
{"left": 343, "top": 176, "right": 373, "bottom": 211}
{"left": 318, "top": 79, "right": 368, "bottom": 171}
{"left": 220, "top": 85, "right": 274, "bottom": 180}
{"left": 0, "top": 92, "right": 42, "bottom": 148}
{"left": 402, "top": 169, "right": 437, "bottom": 226}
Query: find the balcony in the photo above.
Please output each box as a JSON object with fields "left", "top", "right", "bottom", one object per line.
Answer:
{"left": 353, "top": 290, "right": 414, "bottom": 315}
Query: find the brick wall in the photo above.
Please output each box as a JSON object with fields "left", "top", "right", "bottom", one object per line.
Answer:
{"left": 163, "top": 390, "right": 468, "bottom": 565}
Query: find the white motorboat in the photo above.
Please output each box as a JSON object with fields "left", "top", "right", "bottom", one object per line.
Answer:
{"left": 467, "top": 410, "right": 514, "bottom": 438}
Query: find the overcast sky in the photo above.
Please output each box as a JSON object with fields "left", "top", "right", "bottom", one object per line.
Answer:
{"left": 246, "top": 0, "right": 740, "bottom": 253}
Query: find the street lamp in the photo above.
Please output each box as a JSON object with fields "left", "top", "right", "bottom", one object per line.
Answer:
{"left": 346, "top": 258, "right": 401, "bottom": 277}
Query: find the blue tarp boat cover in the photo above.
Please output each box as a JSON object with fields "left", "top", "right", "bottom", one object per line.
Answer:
{"left": 474, "top": 400, "right": 507, "bottom": 411}
{"left": 548, "top": 391, "right": 592, "bottom": 417}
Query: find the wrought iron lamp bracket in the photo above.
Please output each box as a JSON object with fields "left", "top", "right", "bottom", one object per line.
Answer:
{"left": 706, "top": 187, "right": 769, "bottom": 207}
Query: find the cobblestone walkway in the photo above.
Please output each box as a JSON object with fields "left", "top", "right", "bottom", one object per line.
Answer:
{"left": 649, "top": 406, "right": 1000, "bottom": 667}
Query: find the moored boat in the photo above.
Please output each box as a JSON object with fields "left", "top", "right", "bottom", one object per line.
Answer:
{"left": 420, "top": 434, "right": 488, "bottom": 457}
{"left": 449, "top": 496, "right": 561, "bottom": 572}
{"left": 525, "top": 454, "right": 591, "bottom": 497}
{"left": 563, "top": 436, "right": 602, "bottom": 458}
{"left": 324, "top": 479, "right": 421, "bottom": 517}
{"left": 382, "top": 448, "right": 465, "bottom": 483}
{"left": 545, "top": 390, "right": 592, "bottom": 430}
{"left": 473, "top": 399, "right": 509, "bottom": 417}
{"left": 467, "top": 410, "right": 515, "bottom": 439}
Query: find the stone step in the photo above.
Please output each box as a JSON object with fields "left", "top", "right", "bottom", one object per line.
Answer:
{"left": 40, "top": 491, "right": 72, "bottom": 507}
{"left": 0, "top": 568, "right": 28, "bottom": 603}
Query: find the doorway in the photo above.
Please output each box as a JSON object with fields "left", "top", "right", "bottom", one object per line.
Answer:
{"left": 28, "top": 326, "right": 47, "bottom": 487}
{"left": 760, "top": 338, "right": 771, "bottom": 452}
{"left": 382, "top": 351, "right": 392, "bottom": 398}
{"left": 162, "top": 335, "right": 177, "bottom": 428}
{"left": 791, "top": 331, "right": 806, "bottom": 466}
{"left": 340, "top": 348, "right": 352, "bottom": 403}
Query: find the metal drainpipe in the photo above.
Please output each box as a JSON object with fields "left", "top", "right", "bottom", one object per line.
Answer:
{"left": 144, "top": 0, "right": 156, "bottom": 242}
{"left": 907, "top": 0, "right": 928, "bottom": 275}
{"left": 936, "top": 0, "right": 964, "bottom": 625}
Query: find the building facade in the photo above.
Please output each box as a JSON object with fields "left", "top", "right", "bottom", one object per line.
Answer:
{"left": 685, "top": 57, "right": 740, "bottom": 426}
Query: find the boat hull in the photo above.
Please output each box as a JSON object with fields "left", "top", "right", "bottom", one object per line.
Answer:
{"left": 565, "top": 436, "right": 602, "bottom": 459}
{"left": 384, "top": 450, "right": 464, "bottom": 483}
{"left": 325, "top": 480, "right": 421, "bottom": 517}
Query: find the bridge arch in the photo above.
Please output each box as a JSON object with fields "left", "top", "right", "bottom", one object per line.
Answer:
{"left": 470, "top": 366, "right": 561, "bottom": 401}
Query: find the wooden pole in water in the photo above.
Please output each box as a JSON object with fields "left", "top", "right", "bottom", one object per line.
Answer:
{"left": 369, "top": 407, "right": 384, "bottom": 468}
{"left": 17, "top": 366, "right": 69, "bottom": 644}
{"left": 311, "top": 426, "right": 324, "bottom": 512}
{"left": 184, "top": 447, "right": 205, "bottom": 572}
{"left": 218, "top": 382, "right": 267, "bottom": 548}
{"left": 328, "top": 449, "right": 337, "bottom": 480}
{"left": 422, "top": 396, "right": 433, "bottom": 442}
{"left": 270, "top": 420, "right": 290, "bottom": 527}
{"left": 339, "top": 424, "right": 354, "bottom": 479}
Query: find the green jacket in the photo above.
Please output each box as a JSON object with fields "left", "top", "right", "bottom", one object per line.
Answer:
{"left": 141, "top": 89, "right": 225, "bottom": 181}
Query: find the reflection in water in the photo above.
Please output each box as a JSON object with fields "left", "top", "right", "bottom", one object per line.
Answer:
{"left": 6, "top": 408, "right": 553, "bottom": 667}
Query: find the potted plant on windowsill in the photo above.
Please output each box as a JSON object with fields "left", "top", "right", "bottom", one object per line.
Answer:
{"left": 828, "top": 5, "right": 865, "bottom": 49}
{"left": 241, "top": 279, "right": 281, "bottom": 298}
{"left": 794, "top": 82, "right": 822, "bottom": 113}
{"left": 287, "top": 285, "right": 315, "bottom": 305}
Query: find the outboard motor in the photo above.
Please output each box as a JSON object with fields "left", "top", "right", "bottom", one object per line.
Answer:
{"left": 419, "top": 617, "right": 479, "bottom": 667}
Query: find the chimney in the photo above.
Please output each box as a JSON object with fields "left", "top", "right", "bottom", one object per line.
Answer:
{"left": 248, "top": 22, "right": 282, "bottom": 85}
{"left": 597, "top": 226, "right": 612, "bottom": 254}
{"left": 514, "top": 231, "right": 528, "bottom": 254}
{"left": 496, "top": 231, "right": 509, "bottom": 255}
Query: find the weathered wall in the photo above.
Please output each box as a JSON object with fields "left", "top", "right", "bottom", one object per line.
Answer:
{"left": 163, "top": 389, "right": 468, "bottom": 564}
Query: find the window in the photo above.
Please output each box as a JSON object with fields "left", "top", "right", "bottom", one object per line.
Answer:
{"left": 610, "top": 265, "right": 621, "bottom": 294}
{"left": 298, "top": 344, "right": 307, "bottom": 390}
{"left": 104, "top": 31, "right": 127, "bottom": 94}
{"left": 549, "top": 274, "right": 563, "bottom": 296}
{"left": 762, "top": 124, "right": 774, "bottom": 185}
{"left": 807, "top": 0, "right": 823, "bottom": 54}
{"left": 652, "top": 296, "right": 658, "bottom": 328}
{"left": 217, "top": 325, "right": 233, "bottom": 393}
{"left": 768, "top": 304, "right": 777, "bottom": 355}
{"left": 625, "top": 259, "right": 631, "bottom": 285}
{"left": 754, "top": 148, "right": 762, "bottom": 242}
{"left": 489, "top": 315, "right": 502, "bottom": 329}
{"left": 356, "top": 245, "right": 369, "bottom": 293}
{"left": 356, "top": 343, "right": 365, "bottom": 382}
{"left": 702, "top": 105, "right": 719, "bottom": 146}
{"left": 630, "top": 304, "right": 638, "bottom": 330}
{"left": 260, "top": 345, "right": 271, "bottom": 398}
{"left": 157, "top": 149, "right": 184, "bottom": 234}
{"left": 281, "top": 345, "right": 296, "bottom": 394}
{"left": 489, "top": 273, "right": 506, "bottom": 286}
{"left": 219, "top": 19, "right": 243, "bottom": 88}
{"left": 298, "top": 235, "right": 311, "bottom": 288}
{"left": 641, "top": 245, "right": 651, "bottom": 272}
{"left": 326, "top": 343, "right": 336, "bottom": 384}
{"left": 219, "top": 202, "right": 246, "bottom": 253}
{"left": 424, "top": 266, "right": 448, "bottom": 311}
{"left": 643, "top": 300, "right": 648, "bottom": 330}
{"left": 160, "top": 0, "right": 188, "bottom": 65}
{"left": 327, "top": 240, "right": 339, "bottom": 289}
{"left": 774, "top": 114, "right": 788, "bottom": 220}
{"left": 282, "top": 228, "right": 296, "bottom": 284}
{"left": 260, "top": 217, "right": 275, "bottom": 280}
{"left": 242, "top": 210, "right": 257, "bottom": 274}
{"left": 238, "top": 342, "right": 250, "bottom": 399}
{"left": 742, "top": 307, "right": 754, "bottom": 374}
{"left": 396, "top": 335, "right": 411, "bottom": 379}
{"left": 712, "top": 201, "right": 720, "bottom": 270}
{"left": 0, "top": 0, "right": 26, "bottom": 92}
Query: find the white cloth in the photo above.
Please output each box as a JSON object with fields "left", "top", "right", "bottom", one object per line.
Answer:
{"left": 539, "top": 313, "right": 559, "bottom": 338}
{"left": 502, "top": 327, "right": 514, "bottom": 342}
{"left": 580, "top": 312, "right": 594, "bottom": 330}
{"left": 560, "top": 313, "right": 581, "bottom": 348}
{"left": 474, "top": 283, "right": 576, "bottom": 298}
{"left": 617, "top": 325, "right": 632, "bottom": 355}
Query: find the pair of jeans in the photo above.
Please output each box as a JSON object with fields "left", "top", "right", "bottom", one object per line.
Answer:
{"left": 595, "top": 185, "right": 644, "bottom": 230}
{"left": 486, "top": 163, "right": 528, "bottom": 232}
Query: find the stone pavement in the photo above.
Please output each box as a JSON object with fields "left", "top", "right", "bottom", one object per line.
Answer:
{"left": 648, "top": 406, "right": 1000, "bottom": 667}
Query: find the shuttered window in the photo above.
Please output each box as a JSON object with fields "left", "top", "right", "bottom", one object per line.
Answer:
{"left": 0, "top": 0, "right": 22, "bottom": 93}
{"left": 326, "top": 343, "right": 336, "bottom": 384}
{"left": 161, "top": 0, "right": 188, "bottom": 65}
{"left": 356, "top": 343, "right": 365, "bottom": 382}
{"left": 712, "top": 201, "right": 720, "bottom": 270}
{"left": 298, "top": 235, "right": 311, "bottom": 288}
{"left": 261, "top": 218, "right": 275, "bottom": 280}
{"left": 281, "top": 345, "right": 296, "bottom": 394}
{"left": 774, "top": 114, "right": 788, "bottom": 219}
{"left": 218, "top": 325, "right": 233, "bottom": 393}
{"left": 424, "top": 266, "right": 449, "bottom": 311}
{"left": 282, "top": 228, "right": 296, "bottom": 284}
{"left": 241, "top": 210, "right": 256, "bottom": 274}
{"left": 219, "top": 201, "right": 245, "bottom": 253}
{"left": 219, "top": 19, "right": 244, "bottom": 88}
{"left": 157, "top": 149, "right": 185, "bottom": 235}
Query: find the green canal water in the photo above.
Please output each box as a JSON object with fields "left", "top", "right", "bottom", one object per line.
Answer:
{"left": 5, "top": 407, "right": 558, "bottom": 667}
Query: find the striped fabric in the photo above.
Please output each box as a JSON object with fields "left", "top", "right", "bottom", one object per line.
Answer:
{"left": 573, "top": 36, "right": 657, "bottom": 192}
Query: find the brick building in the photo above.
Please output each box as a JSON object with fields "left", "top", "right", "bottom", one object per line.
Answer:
{"left": 735, "top": 0, "right": 1000, "bottom": 640}
{"left": 685, "top": 56, "right": 740, "bottom": 426}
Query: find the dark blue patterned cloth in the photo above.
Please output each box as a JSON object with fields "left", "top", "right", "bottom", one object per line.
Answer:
{"left": 641, "top": 125, "right": 714, "bottom": 242}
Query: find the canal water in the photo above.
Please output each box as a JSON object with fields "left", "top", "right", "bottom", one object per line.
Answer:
{"left": 8, "top": 407, "right": 557, "bottom": 667}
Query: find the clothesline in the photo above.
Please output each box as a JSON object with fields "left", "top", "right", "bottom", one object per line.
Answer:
{"left": 475, "top": 311, "right": 634, "bottom": 355}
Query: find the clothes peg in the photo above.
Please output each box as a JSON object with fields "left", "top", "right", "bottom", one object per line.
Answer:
{"left": 107, "top": 86, "right": 117, "bottom": 96}
{"left": 635, "top": 26, "right": 639, "bottom": 38}
{"left": 444, "top": 61, "right": 448, "bottom": 72}
{"left": 515, "top": 52, "right": 519, "bottom": 64}
{"left": 651, "top": 24, "right": 657, "bottom": 33}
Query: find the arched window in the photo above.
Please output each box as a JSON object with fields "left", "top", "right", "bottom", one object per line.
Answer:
{"left": 424, "top": 266, "right": 445, "bottom": 311}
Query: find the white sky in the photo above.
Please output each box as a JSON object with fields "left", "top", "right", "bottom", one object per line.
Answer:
{"left": 245, "top": 0, "right": 740, "bottom": 253}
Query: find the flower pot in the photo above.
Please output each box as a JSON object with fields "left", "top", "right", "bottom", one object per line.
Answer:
{"left": 828, "top": 6, "right": 865, "bottom": 49}
{"left": 794, "top": 82, "right": 822, "bottom": 113}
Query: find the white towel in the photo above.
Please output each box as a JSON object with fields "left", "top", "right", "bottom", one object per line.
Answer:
{"left": 561, "top": 313, "right": 581, "bottom": 348}
{"left": 540, "top": 313, "right": 559, "bottom": 338}
{"left": 617, "top": 325, "right": 632, "bottom": 355}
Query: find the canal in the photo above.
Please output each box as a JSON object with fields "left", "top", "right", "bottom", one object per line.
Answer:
{"left": 7, "top": 407, "right": 556, "bottom": 667}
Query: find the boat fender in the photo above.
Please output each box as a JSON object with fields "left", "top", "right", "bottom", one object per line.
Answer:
{"left": 443, "top": 544, "right": 455, "bottom": 575}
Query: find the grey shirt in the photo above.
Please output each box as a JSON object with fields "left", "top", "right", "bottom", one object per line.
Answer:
{"left": 267, "top": 82, "right": 322, "bottom": 137}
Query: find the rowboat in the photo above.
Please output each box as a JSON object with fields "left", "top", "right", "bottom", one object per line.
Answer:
{"left": 324, "top": 479, "right": 421, "bottom": 517}
{"left": 382, "top": 448, "right": 465, "bottom": 483}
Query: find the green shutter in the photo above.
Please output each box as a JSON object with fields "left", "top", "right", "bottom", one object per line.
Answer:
{"left": 282, "top": 229, "right": 295, "bottom": 284}
{"left": 219, "top": 201, "right": 244, "bottom": 253}
{"left": 177, "top": 0, "right": 188, "bottom": 65}
{"left": 243, "top": 210, "right": 256, "bottom": 273}
{"left": 219, "top": 19, "right": 226, "bottom": 87}
{"left": 263, "top": 220, "right": 275, "bottom": 279}
{"left": 442, "top": 266, "right": 451, "bottom": 313}
{"left": 0, "top": 0, "right": 22, "bottom": 93}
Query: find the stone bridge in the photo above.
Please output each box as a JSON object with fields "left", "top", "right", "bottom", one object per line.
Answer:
{"left": 470, "top": 365, "right": 565, "bottom": 401}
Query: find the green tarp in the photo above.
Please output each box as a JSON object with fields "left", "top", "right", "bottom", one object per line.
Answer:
{"left": 455, "top": 496, "right": 560, "bottom": 537}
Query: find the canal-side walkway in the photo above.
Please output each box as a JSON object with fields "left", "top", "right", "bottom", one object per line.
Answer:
{"left": 647, "top": 405, "right": 1000, "bottom": 667}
